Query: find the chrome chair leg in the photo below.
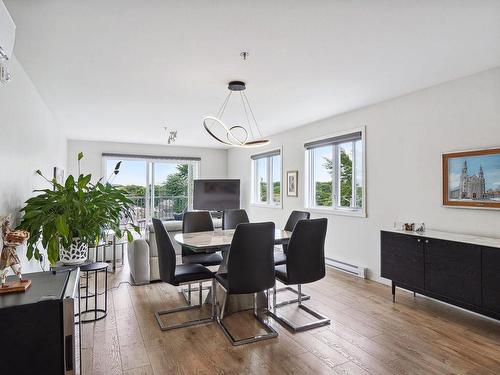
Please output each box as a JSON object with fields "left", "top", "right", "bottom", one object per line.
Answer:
{"left": 199, "top": 282, "right": 203, "bottom": 306}
{"left": 180, "top": 283, "right": 211, "bottom": 305}
{"left": 273, "top": 284, "right": 277, "bottom": 308}
{"left": 211, "top": 279, "right": 216, "bottom": 319}
{"left": 215, "top": 286, "right": 278, "bottom": 346}
{"left": 273, "top": 283, "right": 310, "bottom": 308}
{"left": 269, "top": 284, "right": 330, "bottom": 333}
{"left": 155, "top": 278, "right": 215, "bottom": 331}
{"left": 217, "top": 289, "right": 227, "bottom": 320}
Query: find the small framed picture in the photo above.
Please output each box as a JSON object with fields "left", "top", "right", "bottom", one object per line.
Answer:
{"left": 287, "top": 171, "right": 298, "bottom": 197}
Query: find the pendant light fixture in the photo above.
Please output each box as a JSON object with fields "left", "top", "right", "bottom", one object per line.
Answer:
{"left": 202, "top": 80, "right": 270, "bottom": 148}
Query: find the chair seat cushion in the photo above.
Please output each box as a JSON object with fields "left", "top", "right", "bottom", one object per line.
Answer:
{"left": 182, "top": 252, "right": 223, "bottom": 266}
{"left": 215, "top": 273, "right": 229, "bottom": 290}
{"left": 173, "top": 264, "right": 214, "bottom": 285}
{"left": 275, "top": 264, "right": 288, "bottom": 284}
{"left": 274, "top": 251, "right": 287, "bottom": 265}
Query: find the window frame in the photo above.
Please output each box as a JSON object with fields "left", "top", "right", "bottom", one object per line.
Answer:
{"left": 101, "top": 154, "right": 200, "bottom": 224}
{"left": 251, "top": 147, "right": 283, "bottom": 209}
{"left": 304, "top": 127, "right": 366, "bottom": 217}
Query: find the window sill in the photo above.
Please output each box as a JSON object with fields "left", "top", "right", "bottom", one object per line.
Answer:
{"left": 250, "top": 203, "right": 283, "bottom": 210}
{"left": 306, "top": 206, "right": 366, "bottom": 218}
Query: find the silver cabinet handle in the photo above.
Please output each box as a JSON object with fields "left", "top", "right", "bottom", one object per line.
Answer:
{"left": 425, "top": 240, "right": 429, "bottom": 243}
{"left": 417, "top": 239, "right": 421, "bottom": 242}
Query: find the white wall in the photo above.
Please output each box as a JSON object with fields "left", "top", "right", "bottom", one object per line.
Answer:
{"left": 67, "top": 140, "right": 227, "bottom": 181}
{"left": 228, "top": 67, "right": 500, "bottom": 283}
{"left": 0, "top": 56, "right": 67, "bottom": 272}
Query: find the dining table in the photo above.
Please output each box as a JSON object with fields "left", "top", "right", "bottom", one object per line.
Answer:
{"left": 174, "top": 228, "right": 292, "bottom": 313}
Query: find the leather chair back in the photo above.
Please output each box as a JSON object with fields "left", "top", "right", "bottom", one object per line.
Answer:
{"left": 285, "top": 218, "right": 327, "bottom": 285}
{"left": 182, "top": 211, "right": 214, "bottom": 256}
{"left": 222, "top": 209, "right": 249, "bottom": 230}
{"left": 284, "top": 210, "right": 311, "bottom": 232}
{"left": 282, "top": 210, "right": 311, "bottom": 255}
{"left": 152, "top": 218, "right": 176, "bottom": 284}
{"left": 226, "top": 222, "right": 275, "bottom": 294}
{"left": 182, "top": 211, "right": 214, "bottom": 233}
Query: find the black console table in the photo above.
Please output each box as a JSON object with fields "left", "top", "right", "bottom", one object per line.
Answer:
{"left": 381, "top": 229, "right": 500, "bottom": 320}
{"left": 0, "top": 270, "right": 81, "bottom": 374}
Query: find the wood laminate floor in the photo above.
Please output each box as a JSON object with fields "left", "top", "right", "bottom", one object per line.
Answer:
{"left": 80, "top": 257, "right": 500, "bottom": 375}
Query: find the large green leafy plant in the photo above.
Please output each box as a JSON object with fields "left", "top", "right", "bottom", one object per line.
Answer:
{"left": 19, "top": 153, "right": 139, "bottom": 264}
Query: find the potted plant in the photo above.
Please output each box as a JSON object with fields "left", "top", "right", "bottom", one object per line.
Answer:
{"left": 19, "top": 153, "right": 139, "bottom": 265}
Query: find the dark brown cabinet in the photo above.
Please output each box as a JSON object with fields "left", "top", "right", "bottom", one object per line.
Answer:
{"left": 483, "top": 247, "right": 500, "bottom": 314}
{"left": 381, "top": 231, "right": 424, "bottom": 289}
{"left": 381, "top": 230, "right": 500, "bottom": 320}
{"left": 424, "top": 238, "right": 481, "bottom": 306}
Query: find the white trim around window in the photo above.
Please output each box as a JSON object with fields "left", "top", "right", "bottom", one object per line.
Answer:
{"left": 101, "top": 154, "right": 201, "bottom": 225}
{"left": 304, "top": 127, "right": 366, "bottom": 218}
{"left": 250, "top": 146, "right": 283, "bottom": 209}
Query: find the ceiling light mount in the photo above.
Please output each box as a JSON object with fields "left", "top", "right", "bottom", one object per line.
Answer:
{"left": 228, "top": 80, "right": 246, "bottom": 91}
{"left": 240, "top": 51, "right": 249, "bottom": 60}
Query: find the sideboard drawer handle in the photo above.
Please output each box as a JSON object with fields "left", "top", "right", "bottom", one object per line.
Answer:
{"left": 417, "top": 239, "right": 421, "bottom": 242}
{"left": 425, "top": 240, "right": 429, "bottom": 243}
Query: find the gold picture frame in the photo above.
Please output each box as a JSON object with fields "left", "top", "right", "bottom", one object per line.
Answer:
{"left": 442, "top": 148, "right": 500, "bottom": 209}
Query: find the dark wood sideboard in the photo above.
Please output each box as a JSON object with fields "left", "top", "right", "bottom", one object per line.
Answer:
{"left": 381, "top": 229, "right": 500, "bottom": 320}
{"left": 0, "top": 269, "right": 80, "bottom": 374}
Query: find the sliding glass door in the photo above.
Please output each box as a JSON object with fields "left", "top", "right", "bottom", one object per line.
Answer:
{"left": 104, "top": 157, "right": 199, "bottom": 229}
{"left": 151, "top": 162, "right": 196, "bottom": 221}
{"left": 105, "top": 159, "right": 148, "bottom": 228}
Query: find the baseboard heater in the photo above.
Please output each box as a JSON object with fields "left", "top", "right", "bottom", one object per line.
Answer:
{"left": 325, "top": 257, "right": 366, "bottom": 279}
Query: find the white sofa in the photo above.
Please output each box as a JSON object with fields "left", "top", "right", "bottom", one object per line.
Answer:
{"left": 128, "top": 218, "right": 222, "bottom": 284}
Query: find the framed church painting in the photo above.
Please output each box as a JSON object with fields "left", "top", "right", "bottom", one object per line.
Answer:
{"left": 442, "top": 148, "right": 500, "bottom": 209}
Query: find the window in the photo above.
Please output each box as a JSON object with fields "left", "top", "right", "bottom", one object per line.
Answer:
{"left": 271, "top": 154, "right": 281, "bottom": 205}
{"left": 103, "top": 154, "right": 199, "bottom": 229}
{"left": 251, "top": 149, "right": 282, "bottom": 206}
{"left": 305, "top": 130, "right": 364, "bottom": 215}
{"left": 256, "top": 157, "right": 268, "bottom": 204}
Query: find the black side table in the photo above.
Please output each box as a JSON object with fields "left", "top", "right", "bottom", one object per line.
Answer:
{"left": 79, "top": 262, "right": 108, "bottom": 323}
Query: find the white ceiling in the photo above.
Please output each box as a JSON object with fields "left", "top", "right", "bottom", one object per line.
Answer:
{"left": 5, "top": 0, "right": 500, "bottom": 148}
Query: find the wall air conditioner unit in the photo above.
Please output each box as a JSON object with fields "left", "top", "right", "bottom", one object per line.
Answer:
{"left": 0, "top": 0, "right": 15, "bottom": 83}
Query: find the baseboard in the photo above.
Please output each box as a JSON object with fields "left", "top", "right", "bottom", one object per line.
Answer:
{"left": 325, "top": 257, "right": 366, "bottom": 279}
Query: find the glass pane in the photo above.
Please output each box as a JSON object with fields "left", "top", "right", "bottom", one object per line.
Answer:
{"left": 313, "top": 146, "right": 333, "bottom": 207}
{"left": 339, "top": 142, "right": 354, "bottom": 207}
{"left": 355, "top": 140, "right": 363, "bottom": 208}
{"left": 106, "top": 159, "right": 147, "bottom": 229}
{"left": 272, "top": 155, "right": 281, "bottom": 205}
{"left": 153, "top": 163, "right": 188, "bottom": 220}
{"left": 256, "top": 158, "right": 268, "bottom": 203}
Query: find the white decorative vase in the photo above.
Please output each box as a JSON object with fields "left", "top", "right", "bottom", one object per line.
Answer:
{"left": 60, "top": 238, "right": 88, "bottom": 265}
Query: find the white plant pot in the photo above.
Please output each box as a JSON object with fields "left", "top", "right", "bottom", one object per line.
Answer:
{"left": 60, "top": 238, "right": 88, "bottom": 265}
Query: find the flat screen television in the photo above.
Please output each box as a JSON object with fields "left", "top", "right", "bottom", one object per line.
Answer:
{"left": 193, "top": 179, "right": 240, "bottom": 211}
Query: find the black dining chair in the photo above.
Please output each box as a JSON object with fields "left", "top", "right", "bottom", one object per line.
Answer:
{"left": 269, "top": 218, "right": 330, "bottom": 332}
{"left": 152, "top": 218, "right": 215, "bottom": 331}
{"left": 214, "top": 222, "right": 278, "bottom": 346}
{"left": 180, "top": 211, "right": 223, "bottom": 303}
{"left": 274, "top": 210, "right": 311, "bottom": 304}
{"left": 182, "top": 211, "right": 223, "bottom": 266}
{"left": 222, "top": 209, "right": 249, "bottom": 230}
{"left": 274, "top": 210, "right": 311, "bottom": 266}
